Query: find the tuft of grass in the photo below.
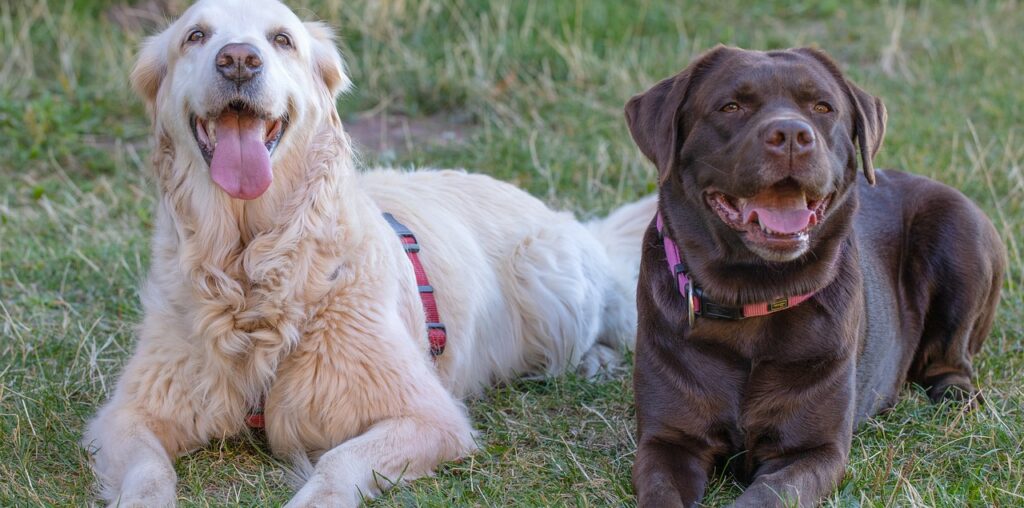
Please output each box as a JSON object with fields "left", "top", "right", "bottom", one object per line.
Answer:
{"left": 1, "top": 0, "right": 1021, "bottom": 506}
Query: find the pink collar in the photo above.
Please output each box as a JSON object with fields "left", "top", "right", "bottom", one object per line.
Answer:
{"left": 656, "top": 212, "right": 816, "bottom": 325}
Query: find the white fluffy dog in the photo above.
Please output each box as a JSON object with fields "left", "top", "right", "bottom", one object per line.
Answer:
{"left": 83, "top": 0, "right": 655, "bottom": 505}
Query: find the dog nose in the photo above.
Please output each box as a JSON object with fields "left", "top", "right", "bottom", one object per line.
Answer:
{"left": 764, "top": 119, "right": 816, "bottom": 157}
{"left": 216, "top": 43, "right": 263, "bottom": 83}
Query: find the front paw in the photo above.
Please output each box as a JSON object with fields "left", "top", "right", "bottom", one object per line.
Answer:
{"left": 108, "top": 462, "right": 177, "bottom": 507}
{"left": 285, "top": 475, "right": 360, "bottom": 508}
{"left": 727, "top": 484, "right": 800, "bottom": 508}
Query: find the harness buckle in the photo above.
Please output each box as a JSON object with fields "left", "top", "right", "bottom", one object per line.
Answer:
{"left": 427, "top": 323, "right": 446, "bottom": 356}
{"left": 684, "top": 282, "right": 695, "bottom": 327}
{"left": 693, "top": 286, "right": 745, "bottom": 320}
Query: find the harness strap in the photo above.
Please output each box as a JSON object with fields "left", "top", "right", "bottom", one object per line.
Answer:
{"left": 656, "top": 212, "right": 815, "bottom": 325}
{"left": 245, "top": 212, "right": 448, "bottom": 430}
{"left": 383, "top": 212, "right": 447, "bottom": 357}
{"left": 245, "top": 407, "right": 264, "bottom": 429}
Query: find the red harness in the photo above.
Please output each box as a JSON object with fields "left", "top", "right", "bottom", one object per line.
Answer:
{"left": 383, "top": 213, "right": 448, "bottom": 357}
{"left": 656, "top": 212, "right": 816, "bottom": 326}
{"left": 245, "top": 213, "right": 447, "bottom": 429}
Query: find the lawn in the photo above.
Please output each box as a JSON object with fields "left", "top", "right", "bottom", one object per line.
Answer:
{"left": 1, "top": 0, "right": 1022, "bottom": 506}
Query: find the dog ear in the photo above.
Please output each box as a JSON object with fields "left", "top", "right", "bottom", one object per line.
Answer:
{"left": 624, "top": 46, "right": 729, "bottom": 184}
{"left": 846, "top": 81, "right": 887, "bottom": 185}
{"left": 131, "top": 31, "right": 170, "bottom": 107}
{"left": 795, "top": 48, "right": 887, "bottom": 185}
{"left": 305, "top": 22, "right": 353, "bottom": 98}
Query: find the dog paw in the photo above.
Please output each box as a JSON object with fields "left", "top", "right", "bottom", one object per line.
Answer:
{"left": 109, "top": 462, "right": 177, "bottom": 507}
{"left": 578, "top": 343, "right": 625, "bottom": 379}
{"left": 727, "top": 484, "right": 799, "bottom": 508}
{"left": 927, "top": 379, "right": 983, "bottom": 409}
{"left": 285, "top": 475, "right": 360, "bottom": 508}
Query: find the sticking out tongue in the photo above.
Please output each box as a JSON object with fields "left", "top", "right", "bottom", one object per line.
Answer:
{"left": 741, "top": 189, "right": 815, "bottom": 234}
{"left": 210, "top": 111, "right": 272, "bottom": 200}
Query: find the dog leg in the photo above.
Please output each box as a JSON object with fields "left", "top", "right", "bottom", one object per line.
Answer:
{"left": 83, "top": 407, "right": 180, "bottom": 507}
{"left": 271, "top": 317, "right": 476, "bottom": 507}
{"left": 503, "top": 220, "right": 620, "bottom": 377}
{"left": 83, "top": 301, "right": 253, "bottom": 507}
{"left": 633, "top": 439, "right": 712, "bottom": 508}
{"left": 83, "top": 335, "right": 240, "bottom": 507}
{"left": 904, "top": 190, "right": 1005, "bottom": 408}
{"left": 578, "top": 276, "right": 636, "bottom": 379}
{"left": 910, "top": 265, "right": 1001, "bottom": 407}
{"left": 285, "top": 414, "right": 475, "bottom": 507}
{"left": 907, "top": 273, "right": 990, "bottom": 406}
{"left": 578, "top": 195, "right": 657, "bottom": 377}
{"left": 731, "top": 350, "right": 856, "bottom": 508}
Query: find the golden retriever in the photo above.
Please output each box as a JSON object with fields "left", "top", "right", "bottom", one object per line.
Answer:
{"left": 82, "top": 0, "right": 655, "bottom": 505}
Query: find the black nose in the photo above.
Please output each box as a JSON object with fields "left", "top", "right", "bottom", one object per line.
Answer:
{"left": 764, "top": 119, "right": 816, "bottom": 157}
{"left": 216, "top": 43, "right": 263, "bottom": 83}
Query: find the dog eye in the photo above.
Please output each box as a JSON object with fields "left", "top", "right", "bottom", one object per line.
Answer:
{"left": 813, "top": 102, "right": 833, "bottom": 113}
{"left": 273, "top": 33, "right": 292, "bottom": 48}
{"left": 186, "top": 30, "right": 205, "bottom": 44}
{"left": 720, "top": 102, "right": 741, "bottom": 113}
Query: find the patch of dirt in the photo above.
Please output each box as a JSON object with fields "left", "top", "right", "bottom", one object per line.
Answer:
{"left": 344, "top": 111, "right": 471, "bottom": 156}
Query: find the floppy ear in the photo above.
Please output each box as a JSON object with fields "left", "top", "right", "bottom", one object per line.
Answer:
{"left": 795, "top": 48, "right": 887, "bottom": 185}
{"left": 305, "top": 22, "right": 352, "bottom": 98}
{"left": 131, "top": 31, "right": 170, "bottom": 108}
{"left": 624, "top": 46, "right": 729, "bottom": 184}
{"left": 846, "top": 80, "right": 887, "bottom": 185}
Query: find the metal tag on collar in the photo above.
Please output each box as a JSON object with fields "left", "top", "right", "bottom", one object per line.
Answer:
{"left": 768, "top": 297, "right": 789, "bottom": 312}
{"left": 685, "top": 282, "right": 695, "bottom": 327}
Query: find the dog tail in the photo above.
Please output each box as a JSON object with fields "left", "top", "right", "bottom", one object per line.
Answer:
{"left": 586, "top": 194, "right": 657, "bottom": 289}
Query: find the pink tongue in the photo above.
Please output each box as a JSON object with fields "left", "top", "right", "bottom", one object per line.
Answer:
{"left": 742, "top": 192, "right": 814, "bottom": 234}
{"left": 210, "top": 112, "right": 272, "bottom": 200}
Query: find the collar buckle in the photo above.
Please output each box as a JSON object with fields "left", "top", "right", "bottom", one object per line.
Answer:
{"left": 684, "top": 282, "right": 695, "bottom": 327}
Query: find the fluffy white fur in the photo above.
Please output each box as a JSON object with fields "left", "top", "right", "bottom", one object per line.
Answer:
{"left": 82, "top": 0, "right": 656, "bottom": 506}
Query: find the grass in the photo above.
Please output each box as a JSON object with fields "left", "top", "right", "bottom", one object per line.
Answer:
{"left": 1, "top": 0, "right": 1022, "bottom": 505}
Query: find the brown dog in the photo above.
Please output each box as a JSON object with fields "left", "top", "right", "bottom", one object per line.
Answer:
{"left": 627, "top": 46, "right": 1006, "bottom": 507}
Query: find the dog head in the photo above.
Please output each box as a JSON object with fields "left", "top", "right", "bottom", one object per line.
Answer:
{"left": 627, "top": 46, "right": 886, "bottom": 262}
{"left": 132, "top": 0, "right": 350, "bottom": 200}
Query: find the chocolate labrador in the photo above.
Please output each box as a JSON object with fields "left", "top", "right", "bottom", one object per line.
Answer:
{"left": 627, "top": 46, "right": 1006, "bottom": 507}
